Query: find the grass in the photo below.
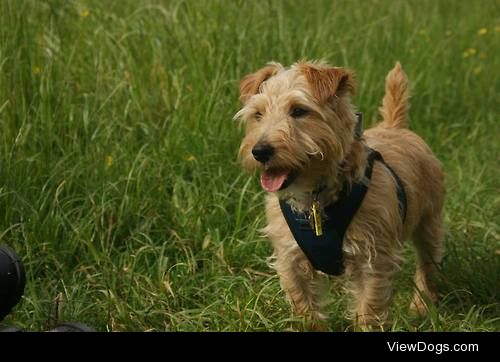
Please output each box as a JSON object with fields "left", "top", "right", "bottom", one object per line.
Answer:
{"left": 0, "top": 0, "right": 498, "bottom": 332}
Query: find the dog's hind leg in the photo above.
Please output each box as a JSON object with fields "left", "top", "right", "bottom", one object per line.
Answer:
{"left": 410, "top": 211, "right": 446, "bottom": 315}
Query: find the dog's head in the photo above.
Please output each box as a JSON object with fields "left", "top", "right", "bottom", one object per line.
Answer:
{"left": 234, "top": 60, "right": 357, "bottom": 195}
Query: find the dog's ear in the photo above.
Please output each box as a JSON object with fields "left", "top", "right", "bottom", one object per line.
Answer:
{"left": 239, "top": 63, "right": 282, "bottom": 103}
{"left": 300, "top": 63, "right": 355, "bottom": 103}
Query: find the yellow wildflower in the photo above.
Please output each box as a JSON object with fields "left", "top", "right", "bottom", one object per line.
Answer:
{"left": 105, "top": 155, "right": 113, "bottom": 167}
{"left": 477, "top": 28, "right": 487, "bottom": 36}
{"left": 473, "top": 66, "right": 481, "bottom": 75}
{"left": 81, "top": 9, "right": 90, "bottom": 17}
{"left": 186, "top": 155, "right": 196, "bottom": 162}
{"left": 32, "top": 66, "right": 40, "bottom": 75}
{"left": 462, "top": 48, "right": 477, "bottom": 58}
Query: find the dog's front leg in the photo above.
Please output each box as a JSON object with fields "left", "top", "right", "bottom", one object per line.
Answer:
{"left": 350, "top": 253, "right": 400, "bottom": 329}
{"left": 264, "top": 196, "right": 327, "bottom": 329}
{"left": 272, "top": 245, "right": 327, "bottom": 329}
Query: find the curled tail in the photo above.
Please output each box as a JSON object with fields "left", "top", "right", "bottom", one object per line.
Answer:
{"left": 379, "top": 62, "right": 410, "bottom": 129}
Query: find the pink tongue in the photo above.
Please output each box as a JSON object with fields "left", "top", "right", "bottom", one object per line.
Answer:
{"left": 260, "top": 171, "right": 289, "bottom": 192}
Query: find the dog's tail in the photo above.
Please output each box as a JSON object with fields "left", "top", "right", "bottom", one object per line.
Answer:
{"left": 379, "top": 62, "right": 409, "bottom": 129}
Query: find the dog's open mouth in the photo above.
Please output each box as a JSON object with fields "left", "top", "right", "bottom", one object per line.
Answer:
{"left": 260, "top": 169, "right": 296, "bottom": 192}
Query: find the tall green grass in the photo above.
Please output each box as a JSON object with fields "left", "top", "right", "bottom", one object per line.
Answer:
{"left": 0, "top": 0, "right": 498, "bottom": 331}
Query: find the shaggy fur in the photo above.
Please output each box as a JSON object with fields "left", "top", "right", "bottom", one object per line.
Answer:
{"left": 234, "top": 60, "right": 445, "bottom": 328}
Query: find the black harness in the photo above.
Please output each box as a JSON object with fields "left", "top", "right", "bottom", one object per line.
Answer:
{"left": 279, "top": 148, "right": 407, "bottom": 276}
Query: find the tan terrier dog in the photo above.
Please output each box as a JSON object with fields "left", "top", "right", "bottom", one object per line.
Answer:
{"left": 234, "top": 60, "right": 445, "bottom": 328}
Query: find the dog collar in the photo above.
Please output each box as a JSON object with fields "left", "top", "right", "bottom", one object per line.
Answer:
{"left": 279, "top": 148, "right": 407, "bottom": 276}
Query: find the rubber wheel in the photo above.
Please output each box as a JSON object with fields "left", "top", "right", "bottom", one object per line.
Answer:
{"left": 49, "top": 322, "right": 96, "bottom": 332}
{"left": 0, "top": 245, "right": 26, "bottom": 322}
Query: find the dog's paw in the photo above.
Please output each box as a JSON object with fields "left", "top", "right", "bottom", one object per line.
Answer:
{"left": 409, "top": 291, "right": 437, "bottom": 316}
{"left": 409, "top": 297, "right": 431, "bottom": 316}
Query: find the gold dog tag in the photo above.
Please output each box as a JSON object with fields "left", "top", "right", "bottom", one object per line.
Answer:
{"left": 311, "top": 200, "right": 323, "bottom": 236}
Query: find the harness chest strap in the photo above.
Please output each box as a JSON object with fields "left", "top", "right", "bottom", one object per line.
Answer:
{"left": 279, "top": 149, "right": 407, "bottom": 276}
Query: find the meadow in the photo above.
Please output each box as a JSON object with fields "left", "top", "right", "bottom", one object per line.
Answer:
{"left": 0, "top": 0, "right": 498, "bottom": 331}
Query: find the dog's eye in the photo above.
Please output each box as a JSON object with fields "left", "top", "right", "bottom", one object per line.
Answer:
{"left": 290, "top": 107, "right": 308, "bottom": 118}
{"left": 254, "top": 112, "right": 262, "bottom": 120}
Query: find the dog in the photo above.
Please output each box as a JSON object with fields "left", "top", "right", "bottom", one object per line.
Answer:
{"left": 234, "top": 60, "right": 445, "bottom": 328}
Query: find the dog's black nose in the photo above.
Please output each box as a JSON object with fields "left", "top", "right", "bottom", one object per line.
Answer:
{"left": 252, "top": 143, "right": 274, "bottom": 163}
